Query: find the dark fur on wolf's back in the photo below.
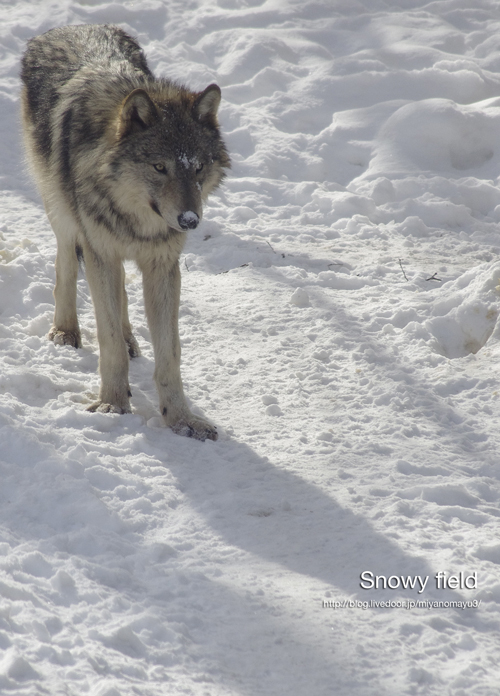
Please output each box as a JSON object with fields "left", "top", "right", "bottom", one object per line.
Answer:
{"left": 21, "top": 24, "right": 230, "bottom": 441}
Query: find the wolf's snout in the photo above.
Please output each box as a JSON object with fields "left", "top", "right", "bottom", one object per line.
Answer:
{"left": 178, "top": 211, "right": 199, "bottom": 230}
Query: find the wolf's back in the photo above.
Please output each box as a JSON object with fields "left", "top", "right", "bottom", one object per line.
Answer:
{"left": 21, "top": 25, "right": 151, "bottom": 162}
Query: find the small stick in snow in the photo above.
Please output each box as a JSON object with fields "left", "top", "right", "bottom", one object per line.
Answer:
{"left": 398, "top": 258, "right": 409, "bottom": 282}
{"left": 265, "top": 240, "right": 284, "bottom": 256}
{"left": 425, "top": 272, "right": 442, "bottom": 282}
{"left": 216, "top": 263, "right": 249, "bottom": 275}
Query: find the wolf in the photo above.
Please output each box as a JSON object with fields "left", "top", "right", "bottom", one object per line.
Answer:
{"left": 20, "top": 24, "right": 230, "bottom": 441}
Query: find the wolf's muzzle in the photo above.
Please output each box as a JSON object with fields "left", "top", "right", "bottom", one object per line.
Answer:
{"left": 178, "top": 211, "right": 199, "bottom": 230}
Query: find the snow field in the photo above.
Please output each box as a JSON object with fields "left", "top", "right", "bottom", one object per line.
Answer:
{"left": 1, "top": 0, "right": 500, "bottom": 694}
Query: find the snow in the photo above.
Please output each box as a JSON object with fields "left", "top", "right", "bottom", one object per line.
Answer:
{"left": 1, "top": 0, "right": 500, "bottom": 693}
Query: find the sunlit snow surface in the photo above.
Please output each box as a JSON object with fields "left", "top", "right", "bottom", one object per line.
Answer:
{"left": 1, "top": 0, "right": 500, "bottom": 694}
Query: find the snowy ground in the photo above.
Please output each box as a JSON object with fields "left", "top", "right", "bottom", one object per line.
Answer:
{"left": 1, "top": 0, "right": 500, "bottom": 693}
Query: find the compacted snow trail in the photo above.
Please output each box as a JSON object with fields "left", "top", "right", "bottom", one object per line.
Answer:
{"left": 1, "top": 0, "right": 500, "bottom": 694}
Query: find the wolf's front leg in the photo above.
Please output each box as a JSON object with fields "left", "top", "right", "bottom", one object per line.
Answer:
{"left": 83, "top": 246, "right": 131, "bottom": 414}
{"left": 140, "top": 257, "right": 217, "bottom": 441}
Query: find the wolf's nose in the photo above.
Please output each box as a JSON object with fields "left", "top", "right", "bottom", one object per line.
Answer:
{"left": 178, "top": 211, "right": 199, "bottom": 230}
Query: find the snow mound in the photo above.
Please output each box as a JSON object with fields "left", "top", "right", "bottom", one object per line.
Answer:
{"left": 367, "top": 98, "right": 500, "bottom": 178}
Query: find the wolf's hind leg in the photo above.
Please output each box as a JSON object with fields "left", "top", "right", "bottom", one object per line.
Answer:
{"left": 48, "top": 207, "right": 82, "bottom": 348}
{"left": 120, "top": 264, "right": 141, "bottom": 358}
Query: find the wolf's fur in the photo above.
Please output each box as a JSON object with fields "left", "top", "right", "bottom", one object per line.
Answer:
{"left": 21, "top": 24, "right": 230, "bottom": 440}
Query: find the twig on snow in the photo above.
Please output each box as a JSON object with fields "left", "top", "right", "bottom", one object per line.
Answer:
{"left": 216, "top": 263, "right": 249, "bottom": 275}
{"left": 398, "top": 258, "right": 409, "bottom": 282}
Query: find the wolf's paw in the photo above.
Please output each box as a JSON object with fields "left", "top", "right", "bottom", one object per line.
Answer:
{"left": 49, "top": 327, "right": 82, "bottom": 349}
{"left": 125, "top": 334, "right": 141, "bottom": 359}
{"left": 170, "top": 414, "right": 218, "bottom": 442}
{"left": 86, "top": 400, "right": 131, "bottom": 415}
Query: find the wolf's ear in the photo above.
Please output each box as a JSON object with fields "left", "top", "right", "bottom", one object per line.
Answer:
{"left": 118, "top": 89, "right": 159, "bottom": 138}
{"left": 193, "top": 84, "right": 221, "bottom": 126}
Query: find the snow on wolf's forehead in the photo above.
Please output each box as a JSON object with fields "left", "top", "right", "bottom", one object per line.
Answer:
{"left": 179, "top": 153, "right": 200, "bottom": 168}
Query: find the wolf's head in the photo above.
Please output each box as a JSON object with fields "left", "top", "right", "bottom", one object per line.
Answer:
{"left": 108, "top": 82, "right": 230, "bottom": 235}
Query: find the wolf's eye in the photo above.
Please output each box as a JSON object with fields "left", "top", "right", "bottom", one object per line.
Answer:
{"left": 154, "top": 163, "right": 167, "bottom": 173}
{"left": 196, "top": 163, "right": 204, "bottom": 174}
